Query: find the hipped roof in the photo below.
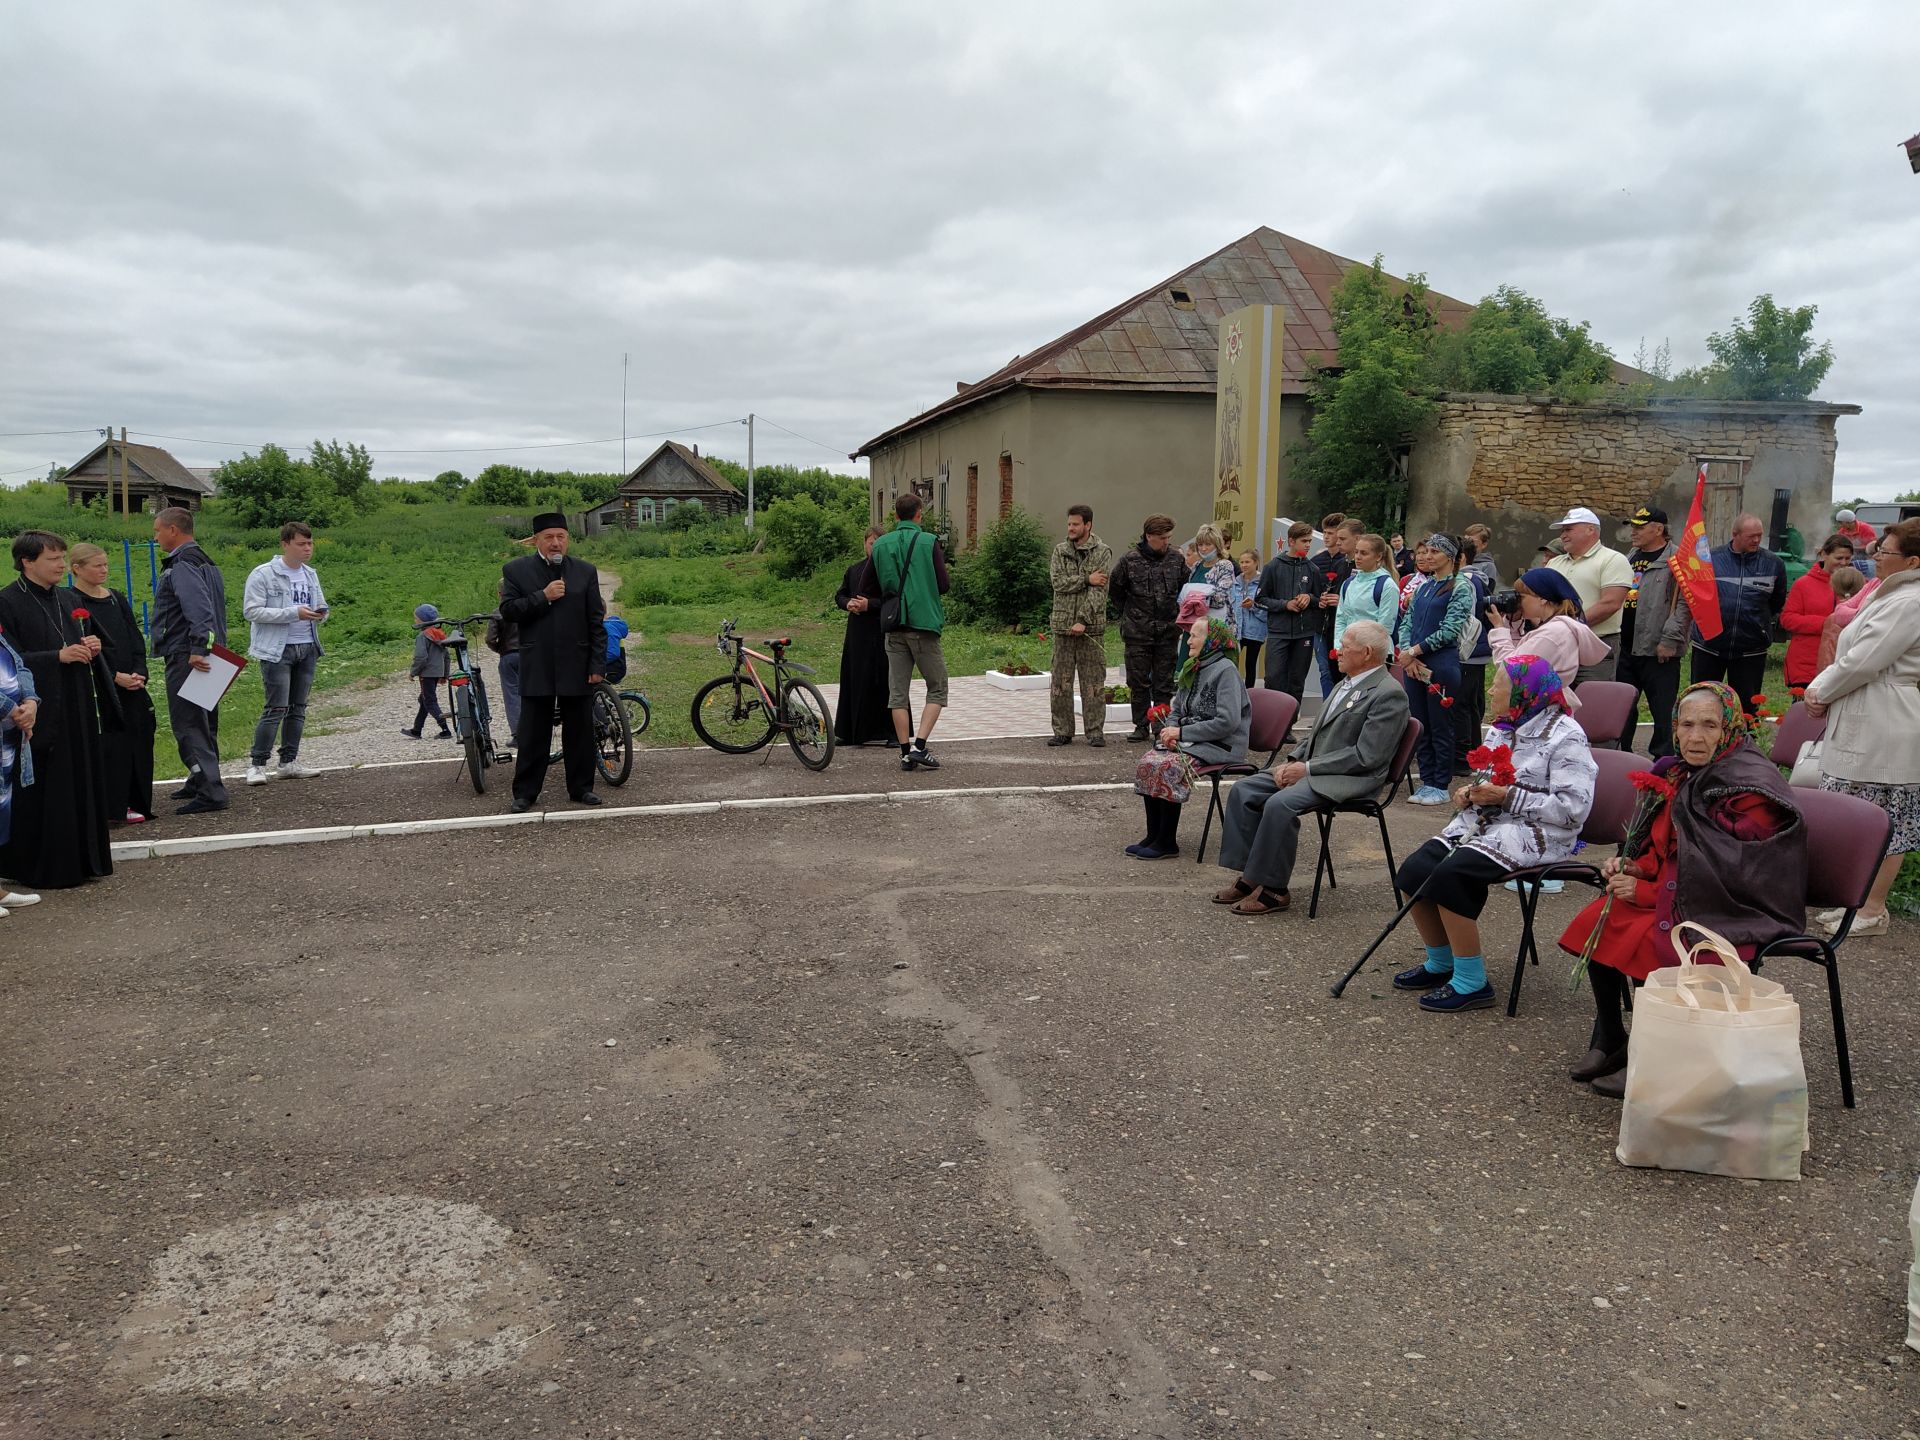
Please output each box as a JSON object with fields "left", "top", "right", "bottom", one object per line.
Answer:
{"left": 856, "top": 226, "right": 1475, "bottom": 456}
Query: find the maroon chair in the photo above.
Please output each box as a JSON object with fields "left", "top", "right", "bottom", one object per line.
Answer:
{"left": 1192, "top": 689, "right": 1299, "bottom": 865}
{"left": 1497, "top": 745, "right": 1644, "bottom": 1016}
{"left": 1770, "top": 701, "right": 1827, "bottom": 783}
{"left": 1304, "top": 717, "right": 1422, "bottom": 917}
{"left": 1573, "top": 681, "right": 1639, "bottom": 750}
{"left": 1750, "top": 786, "right": 1893, "bottom": 1108}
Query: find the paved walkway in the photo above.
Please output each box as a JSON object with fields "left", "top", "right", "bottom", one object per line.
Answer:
{"left": 816, "top": 668, "right": 1328, "bottom": 741}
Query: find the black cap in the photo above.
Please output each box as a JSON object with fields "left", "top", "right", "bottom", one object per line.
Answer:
{"left": 530, "top": 511, "right": 568, "bottom": 534}
{"left": 1629, "top": 505, "right": 1668, "bottom": 527}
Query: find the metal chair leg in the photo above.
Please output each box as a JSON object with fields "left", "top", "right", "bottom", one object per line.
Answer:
{"left": 1823, "top": 946, "right": 1856, "bottom": 1108}
{"left": 1377, "top": 811, "right": 1402, "bottom": 906}
{"left": 1195, "top": 781, "right": 1221, "bottom": 864}
{"left": 1507, "top": 882, "right": 1541, "bottom": 1018}
{"left": 1308, "top": 810, "right": 1334, "bottom": 918}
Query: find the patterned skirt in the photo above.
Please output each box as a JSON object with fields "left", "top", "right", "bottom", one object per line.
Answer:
{"left": 1819, "top": 775, "right": 1920, "bottom": 856}
{"left": 1134, "top": 746, "right": 1195, "bottom": 804}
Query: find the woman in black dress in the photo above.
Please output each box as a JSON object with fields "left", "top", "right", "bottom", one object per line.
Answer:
{"left": 0, "top": 530, "right": 113, "bottom": 888}
{"left": 833, "top": 527, "right": 906, "bottom": 745}
{"left": 70, "top": 543, "right": 155, "bottom": 824}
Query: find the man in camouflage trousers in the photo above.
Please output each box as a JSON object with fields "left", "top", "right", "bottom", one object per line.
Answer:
{"left": 1106, "top": 512, "right": 1188, "bottom": 742}
{"left": 1048, "top": 504, "right": 1115, "bottom": 746}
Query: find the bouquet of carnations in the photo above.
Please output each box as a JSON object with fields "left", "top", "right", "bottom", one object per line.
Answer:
{"left": 1455, "top": 742, "right": 1516, "bottom": 837}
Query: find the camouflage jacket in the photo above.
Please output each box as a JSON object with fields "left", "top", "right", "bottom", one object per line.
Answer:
{"left": 1049, "top": 534, "right": 1115, "bottom": 633}
{"left": 1107, "top": 539, "right": 1189, "bottom": 641}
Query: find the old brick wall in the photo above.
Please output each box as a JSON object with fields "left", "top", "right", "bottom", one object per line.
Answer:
{"left": 1407, "top": 394, "right": 1856, "bottom": 577}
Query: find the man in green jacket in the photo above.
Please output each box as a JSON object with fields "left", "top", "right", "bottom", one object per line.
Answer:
{"left": 1048, "top": 504, "right": 1114, "bottom": 746}
{"left": 871, "top": 493, "right": 951, "bottom": 772}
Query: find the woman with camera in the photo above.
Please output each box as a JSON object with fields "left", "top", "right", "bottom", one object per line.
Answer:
{"left": 1484, "top": 569, "right": 1608, "bottom": 694}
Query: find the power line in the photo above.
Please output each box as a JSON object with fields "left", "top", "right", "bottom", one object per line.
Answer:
{"left": 754, "top": 414, "right": 852, "bottom": 457}
{"left": 121, "top": 417, "right": 749, "bottom": 458}
{"left": 0, "top": 428, "right": 97, "bottom": 439}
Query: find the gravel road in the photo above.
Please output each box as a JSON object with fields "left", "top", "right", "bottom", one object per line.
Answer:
{"left": 5, "top": 753, "right": 1916, "bottom": 1436}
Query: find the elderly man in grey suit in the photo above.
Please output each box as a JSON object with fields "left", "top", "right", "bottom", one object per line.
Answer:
{"left": 1211, "top": 620, "right": 1410, "bottom": 915}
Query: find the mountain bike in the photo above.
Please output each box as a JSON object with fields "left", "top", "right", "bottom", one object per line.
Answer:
{"left": 441, "top": 614, "right": 510, "bottom": 794}
{"left": 580, "top": 646, "right": 649, "bottom": 787}
{"left": 691, "top": 619, "right": 834, "bottom": 770}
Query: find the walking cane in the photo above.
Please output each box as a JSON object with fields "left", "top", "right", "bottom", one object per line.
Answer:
{"left": 1329, "top": 873, "right": 1437, "bottom": 998}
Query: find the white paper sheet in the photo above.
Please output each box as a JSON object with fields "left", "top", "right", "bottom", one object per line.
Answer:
{"left": 176, "top": 644, "right": 245, "bottom": 712}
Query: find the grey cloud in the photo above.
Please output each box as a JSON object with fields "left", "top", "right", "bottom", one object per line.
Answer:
{"left": 2, "top": 1, "right": 1915, "bottom": 496}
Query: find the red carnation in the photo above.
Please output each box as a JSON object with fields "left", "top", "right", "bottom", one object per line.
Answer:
{"left": 1440, "top": 696, "right": 1455, "bottom": 708}
{"left": 70, "top": 607, "right": 91, "bottom": 621}
{"left": 1750, "top": 694, "right": 1767, "bottom": 706}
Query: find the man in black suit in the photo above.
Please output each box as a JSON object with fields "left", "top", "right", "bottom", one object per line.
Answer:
{"left": 499, "top": 512, "right": 607, "bottom": 813}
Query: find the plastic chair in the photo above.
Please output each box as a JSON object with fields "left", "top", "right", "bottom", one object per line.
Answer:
{"left": 1750, "top": 786, "right": 1893, "bottom": 1108}
{"left": 1497, "top": 745, "right": 1644, "bottom": 1016}
{"left": 1573, "top": 680, "right": 1638, "bottom": 749}
{"left": 1192, "top": 689, "right": 1299, "bottom": 864}
{"left": 1769, "top": 701, "right": 1827, "bottom": 783}
{"left": 1304, "top": 718, "right": 1422, "bottom": 917}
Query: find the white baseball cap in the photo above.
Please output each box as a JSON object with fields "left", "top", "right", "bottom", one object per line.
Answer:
{"left": 1836, "top": 508, "right": 1857, "bottom": 524}
{"left": 1551, "top": 506, "right": 1601, "bottom": 529}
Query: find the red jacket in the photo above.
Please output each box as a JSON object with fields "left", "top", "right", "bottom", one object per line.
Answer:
{"left": 1779, "top": 566, "right": 1835, "bottom": 686}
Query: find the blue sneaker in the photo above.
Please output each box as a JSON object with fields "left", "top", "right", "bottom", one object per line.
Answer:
{"left": 1418, "top": 982, "right": 1497, "bottom": 1013}
{"left": 1408, "top": 786, "right": 1451, "bottom": 806}
{"left": 1504, "top": 877, "right": 1565, "bottom": 894}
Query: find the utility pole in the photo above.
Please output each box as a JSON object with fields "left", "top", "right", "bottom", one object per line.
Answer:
{"left": 745, "top": 412, "right": 755, "bottom": 530}
{"left": 621, "top": 353, "right": 628, "bottom": 474}
{"left": 120, "top": 425, "right": 130, "bottom": 514}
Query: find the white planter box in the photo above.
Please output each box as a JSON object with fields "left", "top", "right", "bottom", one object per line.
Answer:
{"left": 984, "top": 669, "right": 1051, "bottom": 692}
{"left": 1075, "top": 695, "right": 1133, "bottom": 727}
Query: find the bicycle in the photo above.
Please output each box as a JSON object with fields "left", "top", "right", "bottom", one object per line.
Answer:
{"left": 690, "top": 619, "right": 834, "bottom": 770}
{"left": 440, "top": 613, "right": 510, "bottom": 794}
{"left": 572, "top": 646, "right": 648, "bottom": 788}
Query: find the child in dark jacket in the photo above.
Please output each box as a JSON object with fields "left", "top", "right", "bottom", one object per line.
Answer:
{"left": 404, "top": 602, "right": 453, "bottom": 739}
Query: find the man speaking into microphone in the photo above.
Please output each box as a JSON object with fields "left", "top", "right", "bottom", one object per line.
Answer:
{"left": 499, "top": 511, "right": 608, "bottom": 813}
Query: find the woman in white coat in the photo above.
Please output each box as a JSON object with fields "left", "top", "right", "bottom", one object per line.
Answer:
{"left": 1803, "top": 517, "right": 1920, "bottom": 937}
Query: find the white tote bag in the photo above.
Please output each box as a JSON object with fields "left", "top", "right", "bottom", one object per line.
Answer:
{"left": 1788, "top": 739, "right": 1824, "bottom": 788}
{"left": 1616, "top": 922, "right": 1809, "bottom": 1182}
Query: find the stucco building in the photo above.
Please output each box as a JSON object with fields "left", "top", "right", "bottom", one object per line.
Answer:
{"left": 855, "top": 227, "right": 1471, "bottom": 546}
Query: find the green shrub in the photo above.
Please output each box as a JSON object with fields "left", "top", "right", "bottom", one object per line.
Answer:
{"left": 213, "top": 445, "right": 340, "bottom": 529}
{"left": 949, "top": 507, "right": 1051, "bottom": 628}
{"left": 764, "top": 495, "right": 858, "bottom": 580}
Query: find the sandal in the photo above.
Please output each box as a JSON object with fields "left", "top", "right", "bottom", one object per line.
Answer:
{"left": 1212, "top": 879, "right": 1254, "bottom": 905}
{"left": 1230, "top": 886, "right": 1290, "bottom": 916}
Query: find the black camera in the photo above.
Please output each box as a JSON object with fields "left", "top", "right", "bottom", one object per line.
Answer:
{"left": 1488, "top": 589, "right": 1521, "bottom": 616}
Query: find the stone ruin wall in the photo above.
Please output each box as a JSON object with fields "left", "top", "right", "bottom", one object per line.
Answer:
{"left": 1434, "top": 397, "right": 1841, "bottom": 516}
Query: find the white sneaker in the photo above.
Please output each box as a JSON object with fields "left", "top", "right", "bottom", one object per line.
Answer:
{"left": 275, "top": 760, "right": 320, "bottom": 779}
{"left": 0, "top": 907, "right": 8, "bottom": 919}
{"left": 1, "top": 890, "right": 40, "bottom": 907}
{"left": 246, "top": 764, "right": 271, "bottom": 786}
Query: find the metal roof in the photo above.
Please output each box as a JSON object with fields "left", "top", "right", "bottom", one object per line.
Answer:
{"left": 856, "top": 226, "right": 1475, "bottom": 456}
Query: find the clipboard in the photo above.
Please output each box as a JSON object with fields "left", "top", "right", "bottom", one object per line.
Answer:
{"left": 177, "top": 642, "right": 248, "bottom": 712}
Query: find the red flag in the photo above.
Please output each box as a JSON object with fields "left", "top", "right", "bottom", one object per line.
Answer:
{"left": 1670, "top": 464, "right": 1723, "bottom": 641}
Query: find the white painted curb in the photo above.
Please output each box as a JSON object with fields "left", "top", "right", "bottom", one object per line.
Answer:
{"left": 110, "top": 782, "right": 1142, "bottom": 862}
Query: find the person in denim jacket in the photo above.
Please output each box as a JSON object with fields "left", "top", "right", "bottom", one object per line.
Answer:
{"left": 242, "top": 521, "right": 329, "bottom": 784}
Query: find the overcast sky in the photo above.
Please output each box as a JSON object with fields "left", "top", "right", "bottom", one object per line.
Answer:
{"left": 4, "top": 1, "right": 1915, "bottom": 501}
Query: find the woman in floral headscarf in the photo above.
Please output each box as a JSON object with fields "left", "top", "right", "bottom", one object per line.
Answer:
{"left": 1128, "top": 596, "right": 1250, "bottom": 861}
{"left": 1557, "top": 681, "right": 1804, "bottom": 1097}
{"left": 1390, "top": 654, "right": 1597, "bottom": 1013}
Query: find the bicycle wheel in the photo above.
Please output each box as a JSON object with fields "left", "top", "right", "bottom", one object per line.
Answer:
{"left": 593, "top": 681, "right": 633, "bottom": 787}
{"left": 453, "top": 686, "right": 487, "bottom": 794}
{"left": 623, "top": 691, "right": 652, "bottom": 737}
{"left": 691, "top": 674, "right": 775, "bottom": 753}
{"left": 781, "top": 679, "right": 836, "bottom": 771}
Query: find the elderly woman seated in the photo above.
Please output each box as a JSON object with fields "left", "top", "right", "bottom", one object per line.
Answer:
{"left": 1484, "top": 568, "right": 1609, "bottom": 691}
{"left": 1559, "top": 681, "right": 1806, "bottom": 1097}
{"left": 1391, "top": 655, "right": 1598, "bottom": 1012}
{"left": 1128, "top": 592, "right": 1250, "bottom": 860}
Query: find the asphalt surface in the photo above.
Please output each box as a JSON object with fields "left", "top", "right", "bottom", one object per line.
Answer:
{"left": 5, "top": 747, "right": 1918, "bottom": 1438}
